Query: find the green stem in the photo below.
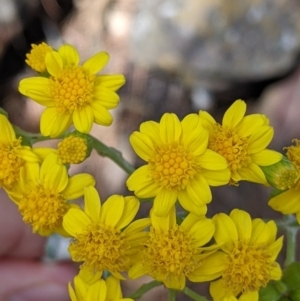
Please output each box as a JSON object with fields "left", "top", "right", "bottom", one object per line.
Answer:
{"left": 168, "top": 289, "right": 177, "bottom": 301}
{"left": 183, "top": 287, "right": 210, "bottom": 301}
{"left": 128, "top": 280, "right": 162, "bottom": 300}
{"left": 284, "top": 224, "right": 298, "bottom": 267}
{"left": 89, "top": 134, "right": 135, "bottom": 175}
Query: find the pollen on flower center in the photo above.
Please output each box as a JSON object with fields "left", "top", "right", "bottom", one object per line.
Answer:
{"left": 0, "top": 138, "right": 24, "bottom": 188}
{"left": 149, "top": 142, "right": 199, "bottom": 190}
{"left": 143, "top": 226, "right": 199, "bottom": 280}
{"left": 57, "top": 136, "right": 87, "bottom": 164}
{"left": 69, "top": 223, "right": 129, "bottom": 274}
{"left": 223, "top": 240, "right": 275, "bottom": 294}
{"left": 18, "top": 186, "right": 67, "bottom": 233}
{"left": 50, "top": 66, "right": 95, "bottom": 113}
{"left": 209, "top": 124, "right": 250, "bottom": 172}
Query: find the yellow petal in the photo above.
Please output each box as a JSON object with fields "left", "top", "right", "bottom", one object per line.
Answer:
{"left": 177, "top": 190, "right": 207, "bottom": 216}
{"left": 87, "top": 279, "right": 106, "bottom": 301}
{"left": 45, "top": 51, "right": 63, "bottom": 76}
{"left": 247, "top": 126, "right": 274, "bottom": 154}
{"left": 73, "top": 106, "right": 94, "bottom": 133}
{"left": 251, "top": 149, "right": 282, "bottom": 166}
{"left": 250, "top": 218, "right": 272, "bottom": 245}
{"left": 269, "top": 236, "right": 283, "bottom": 261}
{"left": 95, "top": 74, "right": 125, "bottom": 91}
{"left": 159, "top": 113, "right": 181, "bottom": 144}
{"left": 83, "top": 52, "right": 109, "bottom": 74}
{"left": 129, "top": 132, "right": 154, "bottom": 161}
{"left": 187, "top": 175, "right": 212, "bottom": 205}
{"left": 84, "top": 186, "right": 101, "bottom": 222}
{"left": 105, "top": 276, "right": 122, "bottom": 300}
{"left": 190, "top": 219, "right": 215, "bottom": 246}
{"left": 235, "top": 114, "right": 265, "bottom": 137}
{"left": 40, "top": 108, "right": 72, "bottom": 137}
{"left": 213, "top": 213, "right": 238, "bottom": 252}
{"left": 222, "top": 99, "right": 246, "bottom": 128}
{"left": 268, "top": 188, "right": 300, "bottom": 214}
{"left": 115, "top": 196, "right": 139, "bottom": 230}
{"left": 180, "top": 213, "right": 205, "bottom": 232}
{"left": 210, "top": 279, "right": 230, "bottom": 301}
{"left": 151, "top": 206, "right": 176, "bottom": 232}
{"left": 123, "top": 218, "right": 151, "bottom": 236}
{"left": 19, "top": 148, "right": 40, "bottom": 163}
{"left": 90, "top": 102, "right": 113, "bottom": 126}
{"left": 63, "top": 174, "right": 96, "bottom": 200}
{"left": 239, "top": 291, "right": 259, "bottom": 301}
{"left": 58, "top": 44, "right": 80, "bottom": 67}
{"left": 0, "top": 114, "right": 15, "bottom": 143}
{"left": 93, "top": 87, "right": 119, "bottom": 109}
{"left": 140, "top": 120, "right": 160, "bottom": 139}
{"left": 237, "top": 163, "right": 267, "bottom": 184}
{"left": 128, "top": 263, "right": 149, "bottom": 279}
{"left": 63, "top": 208, "right": 90, "bottom": 236}
{"left": 201, "top": 168, "right": 230, "bottom": 186}
{"left": 230, "top": 209, "right": 252, "bottom": 241}
{"left": 270, "top": 262, "right": 282, "bottom": 280}
{"left": 100, "top": 195, "right": 124, "bottom": 226}
{"left": 198, "top": 110, "right": 216, "bottom": 134}
{"left": 197, "top": 149, "right": 228, "bottom": 170}
{"left": 152, "top": 188, "right": 177, "bottom": 217}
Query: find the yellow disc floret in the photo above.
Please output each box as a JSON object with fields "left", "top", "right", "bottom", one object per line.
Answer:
{"left": 69, "top": 223, "right": 129, "bottom": 274}
{"left": 25, "top": 42, "right": 53, "bottom": 72}
{"left": 284, "top": 139, "right": 300, "bottom": 190}
{"left": 50, "top": 67, "right": 95, "bottom": 113}
{"left": 209, "top": 124, "right": 250, "bottom": 173}
{"left": 149, "top": 142, "right": 199, "bottom": 190}
{"left": 223, "top": 240, "right": 275, "bottom": 294}
{"left": 57, "top": 136, "right": 88, "bottom": 164}
{"left": 0, "top": 137, "right": 25, "bottom": 188}
{"left": 19, "top": 186, "right": 68, "bottom": 234}
{"left": 143, "top": 225, "right": 199, "bottom": 281}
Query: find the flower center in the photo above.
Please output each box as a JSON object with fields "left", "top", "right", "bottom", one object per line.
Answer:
{"left": 0, "top": 138, "right": 25, "bottom": 189}
{"left": 143, "top": 226, "right": 200, "bottom": 282}
{"left": 50, "top": 66, "right": 95, "bottom": 113}
{"left": 57, "top": 136, "right": 87, "bottom": 164}
{"left": 284, "top": 139, "right": 300, "bottom": 190}
{"left": 19, "top": 186, "right": 67, "bottom": 234}
{"left": 209, "top": 124, "right": 251, "bottom": 173}
{"left": 69, "top": 223, "right": 129, "bottom": 274}
{"left": 25, "top": 42, "right": 53, "bottom": 72}
{"left": 222, "top": 240, "right": 275, "bottom": 295}
{"left": 149, "top": 142, "right": 199, "bottom": 190}
{"left": 273, "top": 169, "right": 299, "bottom": 190}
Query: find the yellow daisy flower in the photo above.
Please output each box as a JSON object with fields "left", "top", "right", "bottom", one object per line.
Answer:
{"left": 204, "top": 209, "right": 283, "bottom": 301}
{"left": 63, "top": 186, "right": 150, "bottom": 279}
{"left": 128, "top": 206, "right": 220, "bottom": 290}
{"left": 126, "top": 113, "right": 230, "bottom": 216}
{"left": 25, "top": 42, "right": 53, "bottom": 72}
{"left": 8, "top": 152, "right": 95, "bottom": 236}
{"left": 19, "top": 44, "right": 125, "bottom": 137}
{"left": 69, "top": 275, "right": 132, "bottom": 301}
{"left": 199, "top": 99, "right": 282, "bottom": 185}
{"left": 269, "top": 139, "right": 300, "bottom": 223}
{"left": 0, "top": 113, "right": 40, "bottom": 191}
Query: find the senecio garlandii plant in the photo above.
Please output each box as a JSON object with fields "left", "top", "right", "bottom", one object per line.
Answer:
{"left": 1, "top": 42, "right": 300, "bottom": 301}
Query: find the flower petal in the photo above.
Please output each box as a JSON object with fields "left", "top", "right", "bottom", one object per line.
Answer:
{"left": 95, "top": 74, "right": 125, "bottom": 91}
{"left": 115, "top": 196, "right": 139, "bottom": 230}
{"left": 251, "top": 149, "right": 282, "bottom": 166}
{"left": 40, "top": 108, "right": 72, "bottom": 137}
{"left": 177, "top": 190, "right": 207, "bottom": 216}
{"left": 196, "top": 149, "right": 228, "bottom": 170}
{"left": 222, "top": 99, "right": 246, "bottom": 128}
{"left": 247, "top": 126, "right": 274, "bottom": 154}
{"left": 152, "top": 188, "right": 177, "bottom": 216}
{"left": 90, "top": 102, "right": 113, "bottom": 126}
{"left": 58, "top": 44, "right": 80, "bottom": 67}
{"left": 187, "top": 175, "right": 212, "bottom": 205}
{"left": 83, "top": 52, "right": 109, "bottom": 74}
{"left": 151, "top": 206, "right": 176, "bottom": 232}
{"left": 237, "top": 162, "right": 267, "bottom": 184}
{"left": 93, "top": 87, "right": 120, "bottom": 109}
{"left": 250, "top": 218, "right": 273, "bottom": 245}
{"left": 190, "top": 219, "right": 215, "bottom": 246}
{"left": 87, "top": 279, "right": 106, "bottom": 301}
{"left": 0, "top": 114, "right": 15, "bottom": 143}
{"left": 45, "top": 51, "right": 63, "bottom": 76}
{"left": 199, "top": 110, "right": 216, "bottom": 134}
{"left": 235, "top": 114, "right": 265, "bottom": 137}
{"left": 73, "top": 105, "right": 94, "bottom": 133}
{"left": 269, "top": 188, "right": 300, "bottom": 214}
{"left": 63, "top": 208, "right": 90, "bottom": 236}
{"left": 63, "top": 174, "right": 96, "bottom": 200}
{"left": 159, "top": 113, "right": 181, "bottom": 144}
{"left": 129, "top": 131, "right": 155, "bottom": 161}
{"left": 84, "top": 186, "right": 101, "bottom": 222}
{"left": 230, "top": 209, "right": 252, "bottom": 241}
{"left": 100, "top": 195, "right": 124, "bottom": 226}
{"left": 201, "top": 168, "right": 230, "bottom": 186}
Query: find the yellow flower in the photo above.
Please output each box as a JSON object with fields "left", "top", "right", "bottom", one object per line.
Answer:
{"left": 8, "top": 152, "right": 95, "bottom": 236}
{"left": 126, "top": 113, "right": 230, "bottom": 216}
{"left": 205, "top": 209, "right": 283, "bottom": 301}
{"left": 25, "top": 42, "right": 53, "bottom": 72}
{"left": 0, "top": 113, "right": 40, "bottom": 191}
{"left": 269, "top": 139, "right": 300, "bottom": 223}
{"left": 63, "top": 186, "right": 150, "bottom": 279}
{"left": 199, "top": 99, "right": 282, "bottom": 185}
{"left": 69, "top": 275, "right": 132, "bottom": 301}
{"left": 129, "top": 206, "right": 219, "bottom": 290}
{"left": 19, "top": 44, "right": 125, "bottom": 137}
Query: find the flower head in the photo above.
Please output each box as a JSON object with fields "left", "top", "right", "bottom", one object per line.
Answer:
{"left": 25, "top": 42, "right": 53, "bottom": 72}
{"left": 206, "top": 209, "right": 283, "bottom": 301}
{"left": 0, "top": 113, "right": 39, "bottom": 191}
{"left": 126, "top": 113, "right": 230, "bottom": 216}
{"left": 199, "top": 100, "right": 282, "bottom": 185}
{"left": 269, "top": 139, "right": 300, "bottom": 223}
{"left": 129, "top": 206, "right": 219, "bottom": 290}
{"left": 69, "top": 274, "right": 132, "bottom": 301}
{"left": 19, "top": 44, "right": 125, "bottom": 137}
{"left": 9, "top": 152, "right": 95, "bottom": 236}
{"left": 63, "top": 186, "right": 150, "bottom": 279}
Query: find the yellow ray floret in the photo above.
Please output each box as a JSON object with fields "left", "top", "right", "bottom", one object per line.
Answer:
{"left": 19, "top": 44, "right": 125, "bottom": 137}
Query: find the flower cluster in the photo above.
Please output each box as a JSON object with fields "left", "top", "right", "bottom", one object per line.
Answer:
{"left": 2, "top": 41, "right": 299, "bottom": 301}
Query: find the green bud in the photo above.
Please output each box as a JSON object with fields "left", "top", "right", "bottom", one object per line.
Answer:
{"left": 261, "top": 156, "right": 299, "bottom": 190}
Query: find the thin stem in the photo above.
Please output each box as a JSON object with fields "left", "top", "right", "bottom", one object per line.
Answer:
{"left": 89, "top": 134, "right": 135, "bottom": 175}
{"left": 284, "top": 225, "right": 298, "bottom": 267}
{"left": 168, "top": 289, "right": 177, "bottom": 301}
{"left": 128, "top": 280, "right": 162, "bottom": 299}
{"left": 183, "top": 287, "right": 210, "bottom": 301}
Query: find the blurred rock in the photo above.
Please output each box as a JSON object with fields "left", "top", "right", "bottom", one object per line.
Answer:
{"left": 130, "top": 0, "right": 300, "bottom": 89}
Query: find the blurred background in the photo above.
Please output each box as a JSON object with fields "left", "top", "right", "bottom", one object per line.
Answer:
{"left": 1, "top": 0, "right": 300, "bottom": 299}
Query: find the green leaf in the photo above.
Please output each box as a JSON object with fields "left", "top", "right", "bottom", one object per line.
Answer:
{"left": 282, "top": 262, "right": 300, "bottom": 290}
